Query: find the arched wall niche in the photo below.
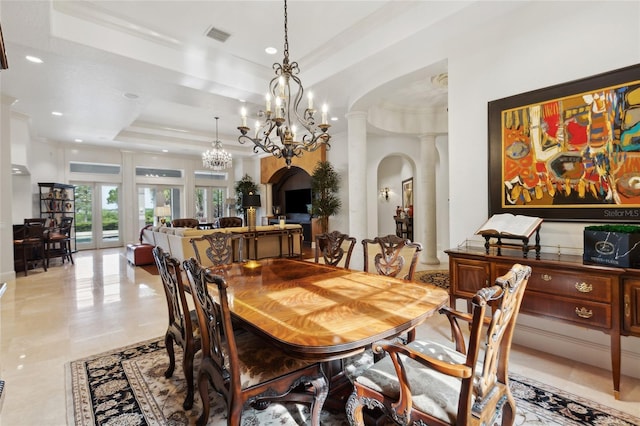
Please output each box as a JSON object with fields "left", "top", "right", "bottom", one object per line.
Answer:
{"left": 376, "top": 153, "right": 415, "bottom": 237}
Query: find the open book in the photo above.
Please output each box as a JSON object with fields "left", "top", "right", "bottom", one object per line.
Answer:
{"left": 476, "top": 213, "right": 542, "bottom": 237}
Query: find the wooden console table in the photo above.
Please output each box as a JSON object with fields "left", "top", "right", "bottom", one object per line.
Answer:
{"left": 233, "top": 226, "right": 303, "bottom": 260}
{"left": 446, "top": 246, "right": 640, "bottom": 399}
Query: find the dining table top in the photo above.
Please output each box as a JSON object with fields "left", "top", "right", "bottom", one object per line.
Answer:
{"left": 207, "top": 258, "right": 449, "bottom": 360}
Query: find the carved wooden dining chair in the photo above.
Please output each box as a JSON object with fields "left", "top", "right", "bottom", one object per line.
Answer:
{"left": 362, "top": 234, "right": 422, "bottom": 342}
{"left": 151, "top": 246, "right": 201, "bottom": 410}
{"left": 189, "top": 232, "right": 240, "bottom": 267}
{"left": 183, "top": 258, "right": 328, "bottom": 426}
{"left": 362, "top": 234, "right": 422, "bottom": 280}
{"left": 314, "top": 230, "right": 356, "bottom": 268}
{"left": 346, "top": 263, "right": 531, "bottom": 426}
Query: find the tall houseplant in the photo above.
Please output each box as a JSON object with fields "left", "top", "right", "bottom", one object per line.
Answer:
{"left": 311, "top": 161, "right": 341, "bottom": 234}
{"left": 234, "top": 174, "right": 259, "bottom": 216}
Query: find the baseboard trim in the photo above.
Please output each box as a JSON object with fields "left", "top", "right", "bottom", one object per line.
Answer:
{"left": 514, "top": 321, "right": 640, "bottom": 379}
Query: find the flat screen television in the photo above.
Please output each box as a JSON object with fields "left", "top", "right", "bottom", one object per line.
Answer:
{"left": 285, "top": 188, "right": 312, "bottom": 214}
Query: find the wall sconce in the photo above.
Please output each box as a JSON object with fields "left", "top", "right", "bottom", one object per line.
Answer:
{"left": 380, "top": 187, "right": 390, "bottom": 201}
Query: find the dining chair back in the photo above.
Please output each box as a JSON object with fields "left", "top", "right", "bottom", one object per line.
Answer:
{"left": 151, "top": 246, "right": 201, "bottom": 410}
{"left": 183, "top": 258, "right": 328, "bottom": 426}
{"left": 362, "top": 234, "right": 422, "bottom": 281}
{"left": 24, "top": 217, "right": 47, "bottom": 226}
{"left": 189, "top": 232, "right": 240, "bottom": 267}
{"left": 346, "top": 263, "right": 532, "bottom": 426}
{"left": 314, "top": 230, "right": 356, "bottom": 268}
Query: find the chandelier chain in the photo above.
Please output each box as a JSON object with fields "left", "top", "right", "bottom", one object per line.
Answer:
{"left": 283, "top": 0, "right": 289, "bottom": 63}
{"left": 236, "top": 0, "right": 330, "bottom": 169}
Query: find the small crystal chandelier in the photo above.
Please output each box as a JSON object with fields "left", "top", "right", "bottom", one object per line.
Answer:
{"left": 203, "top": 116, "right": 232, "bottom": 170}
{"left": 237, "top": 0, "right": 331, "bottom": 169}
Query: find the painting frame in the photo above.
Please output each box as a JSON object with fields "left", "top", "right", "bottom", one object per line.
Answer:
{"left": 402, "top": 177, "right": 413, "bottom": 209}
{"left": 0, "top": 23, "right": 8, "bottom": 70}
{"left": 488, "top": 63, "right": 640, "bottom": 223}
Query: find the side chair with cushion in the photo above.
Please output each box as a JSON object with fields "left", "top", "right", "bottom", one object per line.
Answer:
{"left": 346, "top": 263, "right": 532, "bottom": 426}
{"left": 45, "top": 216, "right": 74, "bottom": 267}
{"left": 189, "top": 232, "right": 240, "bottom": 267}
{"left": 362, "top": 234, "right": 422, "bottom": 342}
{"left": 314, "top": 230, "right": 356, "bottom": 269}
{"left": 217, "top": 216, "right": 243, "bottom": 228}
{"left": 183, "top": 258, "right": 328, "bottom": 426}
{"left": 13, "top": 222, "right": 48, "bottom": 276}
{"left": 152, "top": 246, "right": 201, "bottom": 410}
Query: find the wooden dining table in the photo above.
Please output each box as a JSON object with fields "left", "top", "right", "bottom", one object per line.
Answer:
{"left": 204, "top": 257, "right": 450, "bottom": 407}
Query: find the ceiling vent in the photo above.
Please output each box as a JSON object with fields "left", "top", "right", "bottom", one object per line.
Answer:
{"left": 206, "top": 26, "right": 231, "bottom": 43}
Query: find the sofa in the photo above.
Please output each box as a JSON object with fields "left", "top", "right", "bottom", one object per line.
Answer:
{"left": 141, "top": 224, "right": 303, "bottom": 264}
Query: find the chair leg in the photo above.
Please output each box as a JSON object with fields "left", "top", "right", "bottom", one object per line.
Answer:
{"left": 182, "top": 346, "right": 194, "bottom": 410}
{"left": 345, "top": 391, "right": 365, "bottom": 426}
{"left": 164, "top": 334, "right": 176, "bottom": 378}
{"left": 501, "top": 393, "right": 516, "bottom": 426}
{"left": 22, "top": 246, "right": 28, "bottom": 277}
{"left": 196, "top": 373, "right": 211, "bottom": 426}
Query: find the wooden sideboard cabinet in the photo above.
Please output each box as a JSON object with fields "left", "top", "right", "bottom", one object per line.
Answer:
{"left": 446, "top": 246, "right": 639, "bottom": 399}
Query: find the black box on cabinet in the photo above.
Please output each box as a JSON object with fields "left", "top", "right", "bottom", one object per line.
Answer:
{"left": 583, "top": 226, "right": 640, "bottom": 268}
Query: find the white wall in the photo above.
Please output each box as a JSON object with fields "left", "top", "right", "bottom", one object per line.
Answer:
{"left": 448, "top": 1, "right": 640, "bottom": 251}
{"left": 446, "top": 0, "right": 640, "bottom": 378}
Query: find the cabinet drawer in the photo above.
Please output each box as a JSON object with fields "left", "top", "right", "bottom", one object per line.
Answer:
{"left": 521, "top": 292, "right": 611, "bottom": 329}
{"left": 527, "top": 268, "right": 612, "bottom": 303}
{"left": 494, "top": 262, "right": 613, "bottom": 303}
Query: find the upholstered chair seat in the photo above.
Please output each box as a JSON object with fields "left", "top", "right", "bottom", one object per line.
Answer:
{"left": 353, "top": 340, "right": 471, "bottom": 424}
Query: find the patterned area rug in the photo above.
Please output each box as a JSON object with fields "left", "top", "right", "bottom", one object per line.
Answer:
{"left": 67, "top": 338, "right": 639, "bottom": 426}
{"left": 414, "top": 269, "right": 449, "bottom": 290}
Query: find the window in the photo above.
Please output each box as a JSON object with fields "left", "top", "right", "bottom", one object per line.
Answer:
{"left": 195, "top": 186, "right": 226, "bottom": 222}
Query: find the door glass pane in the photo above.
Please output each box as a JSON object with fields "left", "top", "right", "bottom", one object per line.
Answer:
{"left": 195, "top": 187, "right": 207, "bottom": 222}
{"left": 102, "top": 184, "right": 120, "bottom": 243}
{"left": 75, "top": 184, "right": 93, "bottom": 246}
{"left": 138, "top": 185, "right": 182, "bottom": 227}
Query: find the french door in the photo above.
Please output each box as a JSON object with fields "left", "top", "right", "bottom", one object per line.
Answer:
{"left": 74, "top": 183, "right": 122, "bottom": 250}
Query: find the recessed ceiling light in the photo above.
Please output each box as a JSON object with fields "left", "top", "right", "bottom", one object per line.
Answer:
{"left": 331, "top": 116, "right": 339, "bottom": 122}
{"left": 161, "top": 149, "right": 169, "bottom": 153}
{"left": 265, "top": 47, "right": 277, "bottom": 55}
{"left": 74, "top": 138, "right": 83, "bottom": 143}
{"left": 25, "top": 55, "right": 43, "bottom": 64}
{"left": 51, "top": 111, "right": 63, "bottom": 116}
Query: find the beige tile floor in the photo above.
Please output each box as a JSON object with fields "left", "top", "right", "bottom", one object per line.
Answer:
{"left": 0, "top": 248, "right": 639, "bottom": 425}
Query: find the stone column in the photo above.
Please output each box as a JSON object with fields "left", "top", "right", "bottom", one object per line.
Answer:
{"left": 346, "top": 111, "right": 368, "bottom": 243}
{"left": 0, "top": 95, "right": 17, "bottom": 282}
{"left": 419, "top": 133, "right": 439, "bottom": 265}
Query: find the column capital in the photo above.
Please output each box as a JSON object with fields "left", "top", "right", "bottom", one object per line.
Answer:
{"left": 345, "top": 111, "right": 368, "bottom": 121}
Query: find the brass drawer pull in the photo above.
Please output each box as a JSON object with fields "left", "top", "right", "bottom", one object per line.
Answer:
{"left": 575, "top": 282, "right": 593, "bottom": 293}
{"left": 541, "top": 274, "right": 552, "bottom": 281}
{"left": 625, "top": 294, "right": 631, "bottom": 318}
{"left": 575, "top": 307, "right": 593, "bottom": 319}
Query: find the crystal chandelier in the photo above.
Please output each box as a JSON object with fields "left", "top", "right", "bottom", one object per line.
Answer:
{"left": 203, "top": 116, "right": 232, "bottom": 170}
{"left": 237, "top": 0, "right": 331, "bottom": 169}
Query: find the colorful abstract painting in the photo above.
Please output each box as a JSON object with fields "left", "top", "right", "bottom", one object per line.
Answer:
{"left": 488, "top": 64, "right": 640, "bottom": 222}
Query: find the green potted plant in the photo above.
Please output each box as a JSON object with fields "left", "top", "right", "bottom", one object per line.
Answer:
{"left": 234, "top": 174, "right": 259, "bottom": 216}
{"left": 311, "top": 161, "right": 341, "bottom": 234}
